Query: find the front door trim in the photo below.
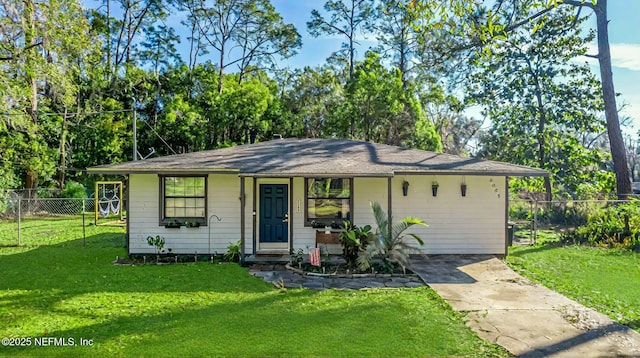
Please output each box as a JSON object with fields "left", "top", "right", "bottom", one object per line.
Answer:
{"left": 258, "top": 183, "right": 289, "bottom": 250}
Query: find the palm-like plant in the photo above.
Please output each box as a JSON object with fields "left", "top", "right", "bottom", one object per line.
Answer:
{"left": 357, "top": 202, "right": 428, "bottom": 273}
{"left": 339, "top": 221, "right": 372, "bottom": 269}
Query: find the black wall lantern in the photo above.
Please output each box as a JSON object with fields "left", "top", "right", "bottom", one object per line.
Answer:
{"left": 461, "top": 176, "right": 467, "bottom": 197}
{"left": 402, "top": 180, "right": 410, "bottom": 196}
{"left": 431, "top": 181, "right": 439, "bottom": 197}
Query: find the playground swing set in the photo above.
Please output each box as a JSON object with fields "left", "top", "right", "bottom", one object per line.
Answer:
{"left": 94, "top": 181, "right": 125, "bottom": 226}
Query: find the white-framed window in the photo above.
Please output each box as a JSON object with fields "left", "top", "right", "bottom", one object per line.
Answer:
{"left": 305, "top": 178, "right": 352, "bottom": 227}
{"left": 160, "top": 175, "right": 207, "bottom": 225}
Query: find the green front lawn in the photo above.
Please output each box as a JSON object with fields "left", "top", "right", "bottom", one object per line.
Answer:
{"left": 0, "top": 219, "right": 507, "bottom": 357}
{"left": 507, "top": 245, "right": 640, "bottom": 331}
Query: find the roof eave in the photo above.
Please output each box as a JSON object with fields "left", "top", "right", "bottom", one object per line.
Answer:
{"left": 394, "top": 170, "right": 549, "bottom": 177}
{"left": 86, "top": 167, "right": 240, "bottom": 175}
{"left": 239, "top": 172, "right": 394, "bottom": 178}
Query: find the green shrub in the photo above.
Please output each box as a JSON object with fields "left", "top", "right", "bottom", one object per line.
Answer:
{"left": 509, "top": 202, "right": 533, "bottom": 221}
{"left": 537, "top": 203, "right": 585, "bottom": 226}
{"left": 562, "top": 202, "right": 640, "bottom": 250}
{"left": 339, "top": 221, "right": 372, "bottom": 269}
{"left": 60, "top": 181, "right": 87, "bottom": 198}
{"left": 224, "top": 240, "right": 241, "bottom": 262}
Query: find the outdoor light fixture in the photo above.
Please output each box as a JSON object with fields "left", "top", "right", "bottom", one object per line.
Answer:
{"left": 402, "top": 180, "right": 410, "bottom": 196}
{"left": 461, "top": 176, "right": 467, "bottom": 197}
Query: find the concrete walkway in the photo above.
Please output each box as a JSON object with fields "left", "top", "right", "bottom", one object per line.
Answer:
{"left": 410, "top": 255, "right": 640, "bottom": 357}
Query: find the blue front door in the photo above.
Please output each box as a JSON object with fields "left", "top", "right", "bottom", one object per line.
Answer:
{"left": 259, "top": 184, "right": 288, "bottom": 243}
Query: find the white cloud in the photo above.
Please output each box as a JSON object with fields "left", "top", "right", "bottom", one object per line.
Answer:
{"left": 610, "top": 43, "right": 640, "bottom": 71}
{"left": 585, "top": 43, "right": 640, "bottom": 71}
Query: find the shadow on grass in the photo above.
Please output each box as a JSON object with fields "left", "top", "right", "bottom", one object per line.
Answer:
{"left": 508, "top": 243, "right": 563, "bottom": 257}
{"left": 0, "top": 234, "right": 273, "bottom": 294}
{"left": 0, "top": 234, "right": 509, "bottom": 357}
{"left": 0, "top": 243, "right": 20, "bottom": 248}
{"left": 0, "top": 233, "right": 276, "bottom": 328}
{"left": 1, "top": 287, "right": 490, "bottom": 357}
{"left": 622, "top": 319, "right": 640, "bottom": 331}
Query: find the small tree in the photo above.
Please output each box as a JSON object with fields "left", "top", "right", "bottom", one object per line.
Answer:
{"left": 357, "top": 202, "right": 427, "bottom": 273}
{"left": 146, "top": 235, "right": 167, "bottom": 262}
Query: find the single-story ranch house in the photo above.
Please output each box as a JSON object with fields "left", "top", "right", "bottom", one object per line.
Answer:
{"left": 88, "top": 138, "right": 548, "bottom": 258}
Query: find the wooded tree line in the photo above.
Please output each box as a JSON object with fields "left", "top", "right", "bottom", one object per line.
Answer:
{"left": 0, "top": 0, "right": 635, "bottom": 199}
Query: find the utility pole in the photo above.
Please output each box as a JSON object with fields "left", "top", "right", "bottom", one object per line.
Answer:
{"left": 132, "top": 99, "right": 137, "bottom": 161}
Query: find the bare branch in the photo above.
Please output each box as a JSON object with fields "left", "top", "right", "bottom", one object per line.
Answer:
{"left": 562, "top": 0, "right": 596, "bottom": 10}
{"left": 0, "top": 41, "right": 43, "bottom": 61}
{"left": 503, "top": 7, "right": 554, "bottom": 34}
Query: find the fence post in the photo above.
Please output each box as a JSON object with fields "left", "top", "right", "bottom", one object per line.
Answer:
{"left": 17, "top": 196, "right": 21, "bottom": 246}
{"left": 82, "top": 198, "right": 86, "bottom": 247}
{"left": 533, "top": 199, "right": 538, "bottom": 245}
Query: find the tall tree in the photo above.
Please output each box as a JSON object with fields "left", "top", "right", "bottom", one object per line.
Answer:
{"left": 336, "top": 51, "right": 441, "bottom": 150}
{"left": 281, "top": 66, "right": 344, "bottom": 138}
{"left": 410, "top": 0, "right": 632, "bottom": 198}
{"left": 307, "top": 0, "right": 373, "bottom": 81}
{"left": 181, "top": 0, "right": 301, "bottom": 92}
{"left": 0, "top": 0, "right": 97, "bottom": 191}
{"left": 371, "top": 0, "right": 420, "bottom": 88}
{"left": 102, "top": 0, "right": 169, "bottom": 82}
{"left": 468, "top": 6, "right": 607, "bottom": 199}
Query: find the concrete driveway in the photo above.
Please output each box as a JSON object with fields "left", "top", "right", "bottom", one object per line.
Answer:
{"left": 410, "top": 255, "right": 640, "bottom": 357}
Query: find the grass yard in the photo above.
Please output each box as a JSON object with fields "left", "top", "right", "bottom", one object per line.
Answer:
{"left": 513, "top": 227, "right": 563, "bottom": 245}
{"left": 507, "top": 245, "right": 640, "bottom": 331}
{"left": 0, "top": 219, "right": 508, "bottom": 357}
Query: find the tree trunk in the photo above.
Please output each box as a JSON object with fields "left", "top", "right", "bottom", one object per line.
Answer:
{"left": 594, "top": 0, "right": 631, "bottom": 199}
{"left": 58, "top": 109, "right": 68, "bottom": 190}
{"left": 24, "top": 0, "right": 38, "bottom": 124}
{"left": 218, "top": 41, "right": 225, "bottom": 93}
{"left": 106, "top": 0, "right": 111, "bottom": 79}
{"left": 348, "top": 0, "right": 355, "bottom": 81}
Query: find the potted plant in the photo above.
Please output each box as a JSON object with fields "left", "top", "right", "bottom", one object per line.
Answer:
{"left": 164, "top": 219, "right": 181, "bottom": 228}
{"left": 431, "top": 181, "right": 439, "bottom": 197}
{"left": 184, "top": 220, "right": 200, "bottom": 228}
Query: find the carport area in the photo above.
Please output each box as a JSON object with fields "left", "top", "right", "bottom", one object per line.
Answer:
{"left": 410, "top": 255, "right": 640, "bottom": 357}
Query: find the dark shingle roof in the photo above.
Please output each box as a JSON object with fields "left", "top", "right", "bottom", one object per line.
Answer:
{"left": 87, "top": 138, "right": 548, "bottom": 177}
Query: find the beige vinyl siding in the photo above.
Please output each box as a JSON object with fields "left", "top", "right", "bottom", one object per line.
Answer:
{"left": 353, "top": 177, "right": 389, "bottom": 229}
{"left": 391, "top": 175, "right": 505, "bottom": 254}
{"left": 208, "top": 174, "right": 242, "bottom": 254}
{"left": 243, "top": 177, "right": 254, "bottom": 255}
{"left": 128, "top": 173, "right": 506, "bottom": 255}
{"left": 128, "top": 173, "right": 242, "bottom": 254}
{"left": 291, "top": 177, "right": 316, "bottom": 252}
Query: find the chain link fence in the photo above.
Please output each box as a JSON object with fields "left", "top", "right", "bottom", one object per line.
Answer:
{"left": 509, "top": 198, "right": 640, "bottom": 246}
{"left": 0, "top": 193, "right": 124, "bottom": 247}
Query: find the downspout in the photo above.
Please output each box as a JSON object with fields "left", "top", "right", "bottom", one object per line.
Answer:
{"left": 387, "top": 177, "right": 393, "bottom": 239}
{"left": 504, "top": 176, "right": 509, "bottom": 257}
{"left": 289, "top": 177, "right": 294, "bottom": 253}
{"left": 125, "top": 174, "right": 130, "bottom": 255}
{"left": 240, "top": 177, "right": 246, "bottom": 264}
{"left": 252, "top": 178, "right": 257, "bottom": 254}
